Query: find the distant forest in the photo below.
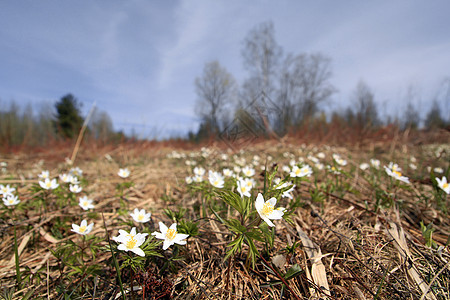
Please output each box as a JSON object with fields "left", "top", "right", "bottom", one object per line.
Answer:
{"left": 190, "top": 22, "right": 449, "bottom": 141}
{"left": 1, "top": 22, "right": 449, "bottom": 149}
{"left": 0, "top": 94, "right": 125, "bottom": 150}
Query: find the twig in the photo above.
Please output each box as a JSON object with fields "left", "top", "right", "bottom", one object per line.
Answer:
{"left": 259, "top": 254, "right": 301, "bottom": 300}
{"left": 69, "top": 102, "right": 96, "bottom": 165}
{"left": 419, "top": 260, "right": 450, "bottom": 300}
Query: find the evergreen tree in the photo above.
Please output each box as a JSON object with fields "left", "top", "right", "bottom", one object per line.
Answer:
{"left": 54, "top": 94, "right": 84, "bottom": 139}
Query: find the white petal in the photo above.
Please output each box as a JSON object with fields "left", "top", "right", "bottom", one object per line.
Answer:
{"left": 255, "top": 193, "right": 264, "bottom": 210}
{"left": 152, "top": 232, "right": 165, "bottom": 240}
{"left": 130, "top": 227, "right": 137, "bottom": 236}
{"left": 131, "top": 247, "right": 145, "bottom": 257}
{"left": 267, "top": 197, "right": 277, "bottom": 206}
{"left": 268, "top": 210, "right": 284, "bottom": 220}
{"left": 86, "top": 223, "right": 94, "bottom": 233}
{"left": 169, "top": 223, "right": 177, "bottom": 231}
{"left": 159, "top": 222, "right": 168, "bottom": 233}
{"left": 262, "top": 216, "right": 275, "bottom": 227}
{"left": 163, "top": 240, "right": 173, "bottom": 250}
{"left": 117, "top": 244, "right": 128, "bottom": 251}
{"left": 173, "top": 234, "right": 189, "bottom": 244}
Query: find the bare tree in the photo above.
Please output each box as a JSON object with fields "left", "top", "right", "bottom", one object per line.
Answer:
{"left": 90, "top": 109, "right": 115, "bottom": 143}
{"left": 401, "top": 86, "right": 421, "bottom": 130}
{"left": 195, "top": 61, "right": 236, "bottom": 134}
{"left": 352, "top": 80, "right": 380, "bottom": 129}
{"left": 278, "top": 53, "right": 335, "bottom": 126}
{"left": 241, "top": 21, "right": 282, "bottom": 100}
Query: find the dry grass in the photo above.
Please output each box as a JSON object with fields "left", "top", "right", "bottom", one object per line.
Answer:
{"left": 0, "top": 137, "right": 449, "bottom": 299}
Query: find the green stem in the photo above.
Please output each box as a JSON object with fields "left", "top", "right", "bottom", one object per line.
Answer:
{"left": 14, "top": 223, "right": 21, "bottom": 287}
{"left": 102, "top": 213, "right": 127, "bottom": 300}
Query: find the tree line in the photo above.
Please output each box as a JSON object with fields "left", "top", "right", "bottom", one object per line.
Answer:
{"left": 191, "top": 21, "right": 450, "bottom": 141}
{"left": 0, "top": 94, "right": 125, "bottom": 149}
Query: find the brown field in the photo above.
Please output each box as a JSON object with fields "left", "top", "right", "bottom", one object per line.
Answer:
{"left": 0, "top": 133, "right": 449, "bottom": 299}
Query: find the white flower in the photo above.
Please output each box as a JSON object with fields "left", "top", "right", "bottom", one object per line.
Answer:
{"left": 436, "top": 177, "right": 450, "bottom": 194}
{"left": 282, "top": 165, "right": 291, "bottom": 173}
{"left": 276, "top": 181, "right": 296, "bottom": 199}
{"left": 308, "top": 155, "right": 319, "bottom": 164}
{"left": 78, "top": 196, "right": 94, "bottom": 210}
{"left": 39, "top": 178, "right": 59, "bottom": 190}
{"left": 185, "top": 176, "right": 193, "bottom": 184}
{"left": 152, "top": 222, "right": 189, "bottom": 250}
{"left": 333, "top": 154, "right": 347, "bottom": 166}
{"left": 0, "top": 184, "right": 15, "bottom": 197}
{"left": 243, "top": 177, "right": 255, "bottom": 189}
{"left": 193, "top": 167, "right": 205, "bottom": 177}
{"left": 69, "top": 176, "right": 80, "bottom": 185}
{"left": 193, "top": 175, "right": 203, "bottom": 183}
{"left": 384, "top": 162, "right": 410, "bottom": 184}
{"left": 70, "top": 184, "right": 82, "bottom": 193}
{"left": 434, "top": 167, "right": 444, "bottom": 174}
{"left": 255, "top": 193, "right": 284, "bottom": 227}
{"left": 317, "top": 163, "right": 325, "bottom": 170}
{"left": 370, "top": 159, "right": 380, "bottom": 169}
{"left": 233, "top": 166, "right": 242, "bottom": 174}
{"left": 118, "top": 168, "right": 130, "bottom": 178}
{"left": 242, "top": 166, "right": 255, "bottom": 177}
{"left": 327, "top": 165, "right": 341, "bottom": 175}
{"left": 114, "top": 227, "right": 148, "bottom": 257}
{"left": 273, "top": 177, "right": 282, "bottom": 185}
{"left": 71, "top": 220, "right": 94, "bottom": 235}
{"left": 3, "top": 194, "right": 20, "bottom": 206}
{"left": 208, "top": 170, "right": 224, "bottom": 188}
{"left": 409, "top": 163, "right": 417, "bottom": 170}
{"left": 290, "top": 165, "right": 312, "bottom": 178}
{"left": 59, "top": 173, "right": 74, "bottom": 183}
{"left": 336, "top": 158, "right": 347, "bottom": 166}
{"left": 223, "top": 168, "right": 233, "bottom": 177}
{"left": 69, "top": 167, "right": 83, "bottom": 177}
{"left": 317, "top": 152, "right": 325, "bottom": 159}
{"left": 130, "top": 208, "right": 151, "bottom": 223}
{"left": 38, "top": 170, "right": 49, "bottom": 179}
{"left": 359, "top": 163, "right": 370, "bottom": 171}
{"left": 237, "top": 179, "right": 251, "bottom": 198}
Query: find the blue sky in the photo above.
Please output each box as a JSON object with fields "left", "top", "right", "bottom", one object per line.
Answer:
{"left": 1, "top": 1, "right": 449, "bottom": 138}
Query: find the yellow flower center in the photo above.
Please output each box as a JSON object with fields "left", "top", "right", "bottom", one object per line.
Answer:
{"left": 262, "top": 202, "right": 274, "bottom": 216}
{"left": 166, "top": 228, "right": 177, "bottom": 241}
{"left": 8, "top": 199, "right": 14, "bottom": 204}
{"left": 241, "top": 186, "right": 247, "bottom": 192}
{"left": 126, "top": 237, "right": 137, "bottom": 249}
{"left": 138, "top": 214, "right": 144, "bottom": 221}
{"left": 83, "top": 201, "right": 88, "bottom": 207}
{"left": 443, "top": 183, "right": 449, "bottom": 189}
{"left": 79, "top": 226, "right": 86, "bottom": 233}
{"left": 393, "top": 170, "right": 402, "bottom": 177}
{"left": 214, "top": 180, "right": 219, "bottom": 186}
{"left": 46, "top": 182, "right": 52, "bottom": 188}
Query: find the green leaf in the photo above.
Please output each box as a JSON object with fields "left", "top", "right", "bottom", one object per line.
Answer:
{"left": 285, "top": 264, "right": 303, "bottom": 280}
{"left": 225, "top": 218, "right": 247, "bottom": 234}
{"left": 225, "top": 235, "right": 244, "bottom": 261}
{"left": 217, "top": 190, "right": 246, "bottom": 215}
